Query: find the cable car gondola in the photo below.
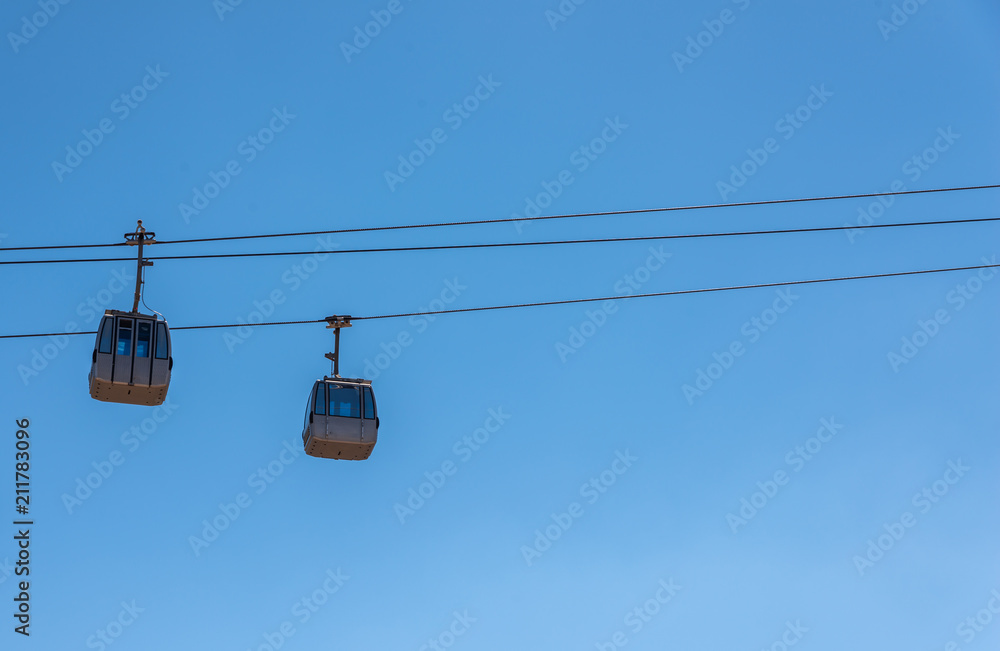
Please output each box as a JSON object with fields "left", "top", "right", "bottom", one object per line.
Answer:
{"left": 89, "top": 310, "right": 172, "bottom": 405}
{"left": 302, "top": 377, "right": 378, "bottom": 460}
{"left": 89, "top": 221, "right": 173, "bottom": 406}
{"left": 302, "top": 316, "right": 380, "bottom": 460}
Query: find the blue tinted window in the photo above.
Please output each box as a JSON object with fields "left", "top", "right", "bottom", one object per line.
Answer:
{"left": 314, "top": 384, "right": 326, "bottom": 415}
{"left": 363, "top": 387, "right": 375, "bottom": 420}
{"left": 117, "top": 320, "right": 132, "bottom": 356}
{"left": 136, "top": 322, "right": 151, "bottom": 358}
{"left": 329, "top": 385, "right": 361, "bottom": 418}
{"left": 154, "top": 323, "right": 169, "bottom": 360}
{"left": 98, "top": 318, "right": 113, "bottom": 354}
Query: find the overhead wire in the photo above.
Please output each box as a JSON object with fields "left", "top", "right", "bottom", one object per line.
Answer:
{"left": 1, "top": 262, "right": 996, "bottom": 340}
{"left": 0, "top": 182, "right": 997, "bottom": 253}
{"left": 0, "top": 241, "right": 128, "bottom": 253}
{"left": 1, "top": 215, "right": 998, "bottom": 266}
{"left": 147, "top": 182, "right": 1000, "bottom": 244}
{"left": 352, "top": 263, "right": 999, "bottom": 322}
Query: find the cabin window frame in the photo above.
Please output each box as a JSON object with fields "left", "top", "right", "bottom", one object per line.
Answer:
{"left": 313, "top": 383, "right": 326, "bottom": 416}
{"left": 98, "top": 318, "right": 114, "bottom": 354}
{"left": 328, "top": 383, "right": 362, "bottom": 419}
{"left": 116, "top": 318, "right": 134, "bottom": 356}
{"left": 136, "top": 321, "right": 152, "bottom": 358}
{"left": 362, "top": 387, "right": 376, "bottom": 420}
{"left": 154, "top": 322, "right": 169, "bottom": 360}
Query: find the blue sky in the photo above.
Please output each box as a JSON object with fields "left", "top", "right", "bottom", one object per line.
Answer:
{"left": 1, "top": 1, "right": 999, "bottom": 649}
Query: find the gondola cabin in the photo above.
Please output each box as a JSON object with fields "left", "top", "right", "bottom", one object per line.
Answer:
{"left": 302, "top": 378, "right": 378, "bottom": 460}
{"left": 89, "top": 310, "right": 172, "bottom": 406}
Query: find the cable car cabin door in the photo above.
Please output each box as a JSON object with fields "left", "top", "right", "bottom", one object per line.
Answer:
{"left": 132, "top": 320, "right": 154, "bottom": 384}
{"left": 325, "top": 383, "right": 362, "bottom": 445}
{"left": 111, "top": 317, "right": 153, "bottom": 386}
{"left": 111, "top": 317, "right": 135, "bottom": 385}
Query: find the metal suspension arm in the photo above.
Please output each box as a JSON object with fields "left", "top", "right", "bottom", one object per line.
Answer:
{"left": 325, "top": 315, "right": 352, "bottom": 377}
{"left": 125, "top": 220, "right": 156, "bottom": 314}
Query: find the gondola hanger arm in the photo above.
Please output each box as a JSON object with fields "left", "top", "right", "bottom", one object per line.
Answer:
{"left": 124, "top": 221, "right": 157, "bottom": 313}
{"left": 324, "top": 315, "right": 352, "bottom": 376}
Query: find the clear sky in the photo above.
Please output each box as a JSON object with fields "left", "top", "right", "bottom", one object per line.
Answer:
{"left": 1, "top": 1, "right": 999, "bottom": 649}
